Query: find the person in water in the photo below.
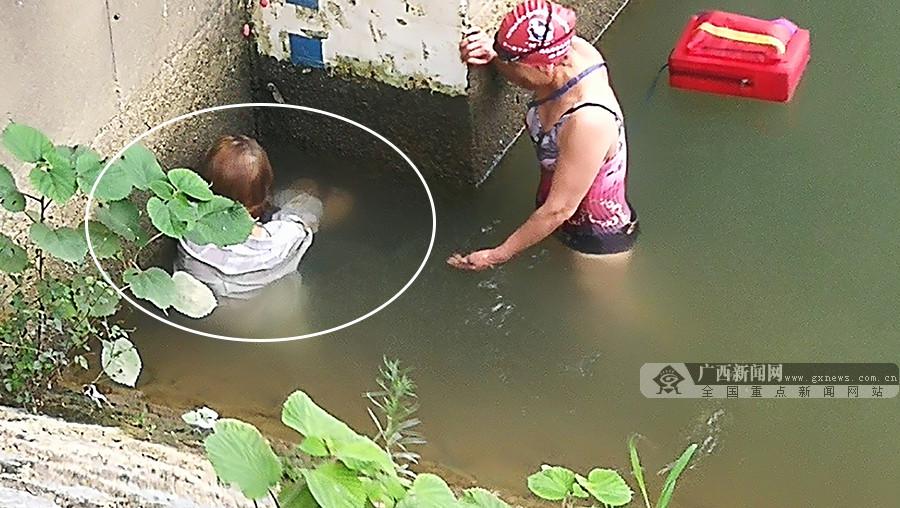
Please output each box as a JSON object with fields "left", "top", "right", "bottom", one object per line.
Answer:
{"left": 175, "top": 135, "right": 323, "bottom": 299}
{"left": 448, "top": 0, "right": 638, "bottom": 271}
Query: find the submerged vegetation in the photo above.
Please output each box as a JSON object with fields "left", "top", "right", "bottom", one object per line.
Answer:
{"left": 202, "top": 358, "right": 698, "bottom": 508}
{"left": 0, "top": 122, "right": 254, "bottom": 406}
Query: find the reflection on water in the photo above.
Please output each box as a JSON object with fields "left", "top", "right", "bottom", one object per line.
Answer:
{"left": 131, "top": 0, "right": 899, "bottom": 506}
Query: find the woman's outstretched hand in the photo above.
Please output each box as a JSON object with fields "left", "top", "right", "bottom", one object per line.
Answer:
{"left": 447, "top": 248, "right": 508, "bottom": 271}
{"left": 459, "top": 28, "right": 497, "bottom": 65}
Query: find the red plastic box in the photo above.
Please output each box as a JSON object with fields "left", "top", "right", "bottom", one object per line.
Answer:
{"left": 668, "top": 11, "right": 810, "bottom": 102}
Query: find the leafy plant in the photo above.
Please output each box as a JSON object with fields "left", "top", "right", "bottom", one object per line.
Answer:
{"left": 627, "top": 436, "right": 697, "bottom": 508}
{"left": 202, "top": 361, "right": 510, "bottom": 507}
{"left": 364, "top": 357, "right": 425, "bottom": 478}
{"left": 0, "top": 121, "right": 254, "bottom": 406}
{"left": 526, "top": 438, "right": 698, "bottom": 508}
{"left": 527, "top": 465, "right": 631, "bottom": 508}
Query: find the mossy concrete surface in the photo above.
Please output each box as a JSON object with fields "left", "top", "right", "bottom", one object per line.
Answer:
{"left": 252, "top": 0, "right": 630, "bottom": 186}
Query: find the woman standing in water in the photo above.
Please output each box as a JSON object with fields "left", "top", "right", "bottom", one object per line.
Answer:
{"left": 448, "top": 0, "right": 638, "bottom": 271}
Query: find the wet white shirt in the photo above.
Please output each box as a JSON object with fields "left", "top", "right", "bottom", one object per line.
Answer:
{"left": 174, "top": 210, "right": 314, "bottom": 300}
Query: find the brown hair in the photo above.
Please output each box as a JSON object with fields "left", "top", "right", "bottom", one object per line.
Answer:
{"left": 204, "top": 135, "right": 273, "bottom": 219}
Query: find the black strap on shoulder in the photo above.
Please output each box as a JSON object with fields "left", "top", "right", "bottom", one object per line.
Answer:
{"left": 560, "top": 102, "right": 620, "bottom": 122}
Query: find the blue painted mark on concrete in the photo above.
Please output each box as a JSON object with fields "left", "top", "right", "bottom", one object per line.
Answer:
{"left": 286, "top": 0, "right": 319, "bottom": 9}
{"left": 289, "top": 33, "right": 325, "bottom": 68}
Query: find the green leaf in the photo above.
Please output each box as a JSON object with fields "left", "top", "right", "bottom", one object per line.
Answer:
{"left": 361, "top": 474, "right": 404, "bottom": 507}
{"left": 298, "top": 436, "right": 330, "bottom": 457}
{"left": 282, "top": 391, "right": 395, "bottom": 475}
{"left": 168, "top": 168, "right": 213, "bottom": 201}
{"left": 168, "top": 194, "right": 201, "bottom": 223}
{"left": 2, "top": 123, "right": 53, "bottom": 163}
{"left": 123, "top": 267, "right": 175, "bottom": 310}
{"left": 204, "top": 419, "right": 282, "bottom": 500}
{"left": 302, "top": 463, "right": 367, "bottom": 508}
{"left": 397, "top": 474, "right": 459, "bottom": 508}
{"left": 38, "top": 278, "right": 76, "bottom": 319}
{"left": 101, "top": 337, "right": 142, "bottom": 387}
{"left": 77, "top": 150, "right": 133, "bottom": 201}
{"left": 147, "top": 196, "right": 187, "bottom": 239}
{"left": 96, "top": 199, "right": 144, "bottom": 242}
{"left": 30, "top": 151, "right": 76, "bottom": 203}
{"left": 572, "top": 482, "right": 589, "bottom": 498}
{"left": 71, "top": 275, "right": 120, "bottom": 318}
{"left": 576, "top": 469, "right": 632, "bottom": 507}
{"left": 149, "top": 179, "right": 175, "bottom": 200}
{"left": 171, "top": 271, "right": 217, "bottom": 318}
{"left": 84, "top": 221, "right": 121, "bottom": 260}
{"left": 119, "top": 144, "right": 166, "bottom": 191}
{"left": 74, "top": 147, "right": 101, "bottom": 193}
{"left": 184, "top": 197, "right": 254, "bottom": 247}
{"left": 0, "top": 164, "right": 26, "bottom": 212}
{"left": 657, "top": 444, "right": 698, "bottom": 508}
{"left": 628, "top": 435, "right": 652, "bottom": 508}
{"left": 460, "top": 488, "right": 510, "bottom": 508}
{"left": 0, "top": 233, "right": 28, "bottom": 273}
{"left": 29, "top": 223, "right": 87, "bottom": 263}
{"left": 279, "top": 481, "right": 319, "bottom": 508}
{"left": 527, "top": 466, "right": 576, "bottom": 501}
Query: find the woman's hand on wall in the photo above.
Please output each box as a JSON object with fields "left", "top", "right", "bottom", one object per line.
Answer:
{"left": 459, "top": 28, "right": 497, "bottom": 65}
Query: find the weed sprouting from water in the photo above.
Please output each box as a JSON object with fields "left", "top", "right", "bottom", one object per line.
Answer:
{"left": 364, "top": 357, "right": 425, "bottom": 478}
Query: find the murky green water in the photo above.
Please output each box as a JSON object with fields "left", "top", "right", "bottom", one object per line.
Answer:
{"left": 132, "top": 1, "right": 899, "bottom": 505}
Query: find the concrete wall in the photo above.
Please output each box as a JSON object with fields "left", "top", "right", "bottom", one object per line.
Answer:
{"left": 0, "top": 0, "right": 253, "bottom": 230}
{"left": 254, "top": 0, "right": 468, "bottom": 95}
{"left": 252, "top": 0, "right": 630, "bottom": 185}
{"left": 1, "top": 0, "right": 631, "bottom": 195}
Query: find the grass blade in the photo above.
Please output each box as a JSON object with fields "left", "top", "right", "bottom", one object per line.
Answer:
{"left": 657, "top": 443, "right": 698, "bottom": 508}
{"left": 628, "top": 435, "right": 651, "bottom": 508}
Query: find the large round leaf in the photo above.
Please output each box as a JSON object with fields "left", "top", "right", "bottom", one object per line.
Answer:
{"left": 29, "top": 150, "right": 76, "bottom": 204}
{"left": 576, "top": 469, "right": 632, "bottom": 507}
{"left": 96, "top": 199, "right": 144, "bottom": 242}
{"left": 0, "top": 233, "right": 28, "bottom": 273}
{"left": 527, "top": 465, "right": 576, "bottom": 501}
{"left": 184, "top": 197, "right": 254, "bottom": 247}
{"left": 167, "top": 168, "right": 213, "bottom": 201}
{"left": 123, "top": 267, "right": 175, "bottom": 310}
{"left": 397, "top": 474, "right": 459, "bottom": 508}
{"left": 204, "top": 419, "right": 282, "bottom": 500}
{"left": 29, "top": 223, "right": 87, "bottom": 263}
{"left": 2, "top": 122, "right": 53, "bottom": 163}
{"left": 101, "top": 337, "right": 142, "bottom": 387}
{"left": 282, "top": 391, "right": 395, "bottom": 475}
{"left": 282, "top": 391, "right": 364, "bottom": 448}
{"left": 302, "top": 463, "right": 367, "bottom": 508}
{"left": 171, "top": 271, "right": 217, "bottom": 318}
{"left": 0, "top": 164, "right": 25, "bottom": 212}
{"left": 77, "top": 151, "right": 133, "bottom": 201}
{"left": 119, "top": 144, "right": 166, "bottom": 190}
{"left": 147, "top": 196, "right": 187, "bottom": 239}
{"left": 460, "top": 488, "right": 510, "bottom": 508}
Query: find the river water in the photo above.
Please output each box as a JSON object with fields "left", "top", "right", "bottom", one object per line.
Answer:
{"left": 131, "top": 1, "right": 899, "bottom": 506}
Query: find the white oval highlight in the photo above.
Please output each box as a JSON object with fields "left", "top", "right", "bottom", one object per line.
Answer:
{"left": 84, "top": 103, "right": 436, "bottom": 343}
